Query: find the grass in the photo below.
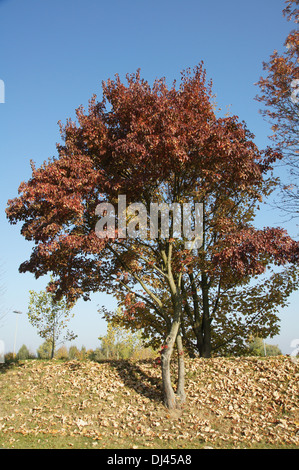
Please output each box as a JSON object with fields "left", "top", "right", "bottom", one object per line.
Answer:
{"left": 0, "top": 356, "right": 298, "bottom": 449}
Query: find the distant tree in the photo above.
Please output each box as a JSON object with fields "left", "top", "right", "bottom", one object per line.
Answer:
{"left": 17, "top": 344, "right": 30, "bottom": 360}
{"left": 86, "top": 348, "right": 94, "bottom": 359}
{"left": 248, "top": 336, "right": 282, "bottom": 356}
{"left": 4, "top": 352, "right": 17, "bottom": 363}
{"left": 37, "top": 339, "right": 52, "bottom": 359}
{"left": 68, "top": 344, "right": 81, "bottom": 360}
{"left": 131, "top": 345, "right": 156, "bottom": 361}
{"left": 55, "top": 345, "right": 69, "bottom": 360}
{"left": 99, "top": 320, "right": 150, "bottom": 360}
{"left": 112, "top": 323, "right": 139, "bottom": 359}
{"left": 90, "top": 347, "right": 106, "bottom": 361}
{"left": 256, "top": 0, "right": 299, "bottom": 217}
{"left": 80, "top": 345, "right": 87, "bottom": 360}
{"left": 98, "top": 323, "right": 116, "bottom": 359}
{"left": 28, "top": 285, "right": 77, "bottom": 359}
{"left": 266, "top": 343, "right": 282, "bottom": 356}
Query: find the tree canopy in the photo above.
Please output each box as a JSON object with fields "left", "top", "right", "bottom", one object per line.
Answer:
{"left": 28, "top": 286, "right": 77, "bottom": 359}
{"left": 6, "top": 63, "right": 299, "bottom": 408}
{"left": 256, "top": 0, "right": 299, "bottom": 217}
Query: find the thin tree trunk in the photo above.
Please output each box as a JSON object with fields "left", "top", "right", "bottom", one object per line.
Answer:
{"left": 161, "top": 318, "right": 181, "bottom": 409}
{"left": 201, "top": 272, "right": 212, "bottom": 358}
{"left": 160, "top": 242, "right": 184, "bottom": 409}
{"left": 176, "top": 332, "right": 186, "bottom": 404}
{"left": 51, "top": 334, "right": 55, "bottom": 359}
{"left": 181, "top": 275, "right": 202, "bottom": 358}
{"left": 199, "top": 200, "right": 212, "bottom": 358}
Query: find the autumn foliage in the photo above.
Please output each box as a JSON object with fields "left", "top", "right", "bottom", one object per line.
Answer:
{"left": 256, "top": 0, "right": 299, "bottom": 215}
{"left": 6, "top": 63, "right": 299, "bottom": 408}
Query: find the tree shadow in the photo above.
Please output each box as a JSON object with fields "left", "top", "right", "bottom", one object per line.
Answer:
{"left": 0, "top": 360, "right": 25, "bottom": 375}
{"left": 108, "top": 359, "right": 163, "bottom": 404}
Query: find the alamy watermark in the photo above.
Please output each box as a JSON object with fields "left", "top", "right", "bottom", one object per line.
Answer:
{"left": 0, "top": 79, "right": 5, "bottom": 103}
{"left": 95, "top": 196, "right": 203, "bottom": 249}
{"left": 290, "top": 79, "right": 299, "bottom": 105}
{"left": 290, "top": 338, "right": 299, "bottom": 363}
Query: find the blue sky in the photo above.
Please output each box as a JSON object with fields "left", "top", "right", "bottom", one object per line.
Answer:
{"left": 0, "top": 0, "right": 298, "bottom": 355}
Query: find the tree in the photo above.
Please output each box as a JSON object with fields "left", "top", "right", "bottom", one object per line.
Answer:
{"left": 98, "top": 318, "right": 151, "bottom": 360}
{"left": 6, "top": 64, "right": 299, "bottom": 409}
{"left": 17, "top": 344, "right": 30, "bottom": 360}
{"left": 68, "top": 344, "right": 81, "bottom": 359}
{"left": 265, "top": 343, "right": 282, "bottom": 356}
{"left": 37, "top": 339, "right": 52, "bottom": 359}
{"left": 255, "top": 0, "right": 299, "bottom": 217}
{"left": 103, "top": 264, "right": 299, "bottom": 358}
{"left": 98, "top": 323, "right": 117, "bottom": 359}
{"left": 55, "top": 345, "right": 69, "bottom": 360}
{"left": 248, "top": 336, "right": 282, "bottom": 357}
{"left": 28, "top": 286, "right": 77, "bottom": 359}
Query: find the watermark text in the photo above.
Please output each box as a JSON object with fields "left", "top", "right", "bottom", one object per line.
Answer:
{"left": 290, "top": 79, "right": 299, "bottom": 104}
{"left": 95, "top": 196, "right": 203, "bottom": 249}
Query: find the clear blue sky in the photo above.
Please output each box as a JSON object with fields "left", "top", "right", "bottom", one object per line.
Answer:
{"left": 0, "top": 0, "right": 298, "bottom": 355}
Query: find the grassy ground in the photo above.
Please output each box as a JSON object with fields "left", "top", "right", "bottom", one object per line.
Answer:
{"left": 0, "top": 356, "right": 298, "bottom": 449}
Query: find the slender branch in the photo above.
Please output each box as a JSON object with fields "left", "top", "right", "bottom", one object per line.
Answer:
{"left": 136, "top": 252, "right": 168, "bottom": 280}
{"left": 113, "top": 239, "right": 168, "bottom": 280}
{"left": 212, "top": 311, "right": 264, "bottom": 352}
{"left": 118, "top": 279, "right": 168, "bottom": 322}
{"left": 211, "top": 279, "right": 222, "bottom": 318}
{"left": 107, "top": 242, "right": 164, "bottom": 309}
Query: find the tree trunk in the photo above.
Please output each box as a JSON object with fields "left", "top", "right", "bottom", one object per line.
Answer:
{"left": 186, "top": 271, "right": 211, "bottom": 358}
{"left": 176, "top": 333, "right": 186, "bottom": 404}
{"left": 161, "top": 319, "right": 181, "bottom": 409}
{"left": 201, "top": 272, "right": 212, "bottom": 358}
{"left": 160, "top": 243, "right": 184, "bottom": 409}
{"left": 51, "top": 337, "right": 55, "bottom": 359}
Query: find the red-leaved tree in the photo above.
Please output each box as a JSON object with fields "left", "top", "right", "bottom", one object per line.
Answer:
{"left": 256, "top": 0, "right": 299, "bottom": 216}
{"left": 6, "top": 64, "right": 299, "bottom": 408}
